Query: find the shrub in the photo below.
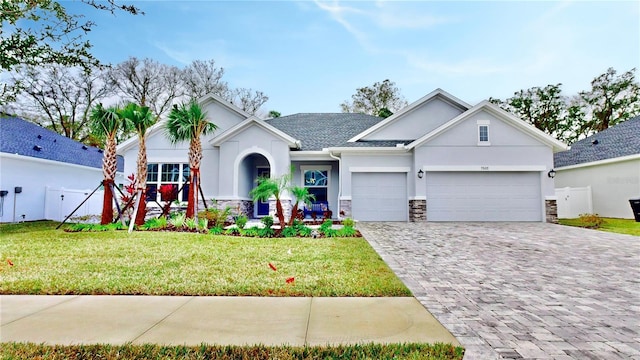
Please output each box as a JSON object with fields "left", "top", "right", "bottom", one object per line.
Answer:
{"left": 198, "top": 218, "right": 208, "bottom": 230}
{"left": 342, "top": 217, "right": 355, "bottom": 227}
{"left": 235, "top": 215, "right": 248, "bottom": 230}
{"left": 281, "top": 226, "right": 298, "bottom": 238}
{"left": 323, "top": 228, "right": 338, "bottom": 237}
{"left": 297, "top": 225, "right": 312, "bottom": 237}
{"left": 258, "top": 227, "right": 275, "bottom": 238}
{"left": 319, "top": 219, "right": 333, "bottom": 234}
{"left": 242, "top": 227, "right": 260, "bottom": 237}
{"left": 261, "top": 216, "right": 274, "bottom": 228}
{"left": 184, "top": 217, "right": 198, "bottom": 230}
{"left": 209, "top": 226, "right": 223, "bottom": 235}
{"left": 169, "top": 213, "right": 186, "bottom": 229}
{"left": 337, "top": 225, "right": 357, "bottom": 237}
{"left": 198, "top": 207, "right": 231, "bottom": 228}
{"left": 224, "top": 227, "right": 240, "bottom": 236}
{"left": 578, "top": 213, "right": 605, "bottom": 229}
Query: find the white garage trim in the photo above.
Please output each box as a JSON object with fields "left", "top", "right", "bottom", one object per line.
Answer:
{"left": 423, "top": 165, "right": 546, "bottom": 172}
{"left": 349, "top": 166, "right": 411, "bottom": 173}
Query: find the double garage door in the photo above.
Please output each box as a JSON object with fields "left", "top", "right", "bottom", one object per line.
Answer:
{"left": 351, "top": 171, "right": 542, "bottom": 222}
{"left": 426, "top": 171, "right": 542, "bottom": 221}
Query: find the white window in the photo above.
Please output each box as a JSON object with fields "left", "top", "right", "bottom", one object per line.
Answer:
{"left": 301, "top": 166, "right": 330, "bottom": 203}
{"left": 477, "top": 120, "right": 490, "bottom": 146}
{"left": 146, "top": 163, "right": 190, "bottom": 203}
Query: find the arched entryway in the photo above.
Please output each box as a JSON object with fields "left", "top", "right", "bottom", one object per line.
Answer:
{"left": 235, "top": 150, "right": 273, "bottom": 218}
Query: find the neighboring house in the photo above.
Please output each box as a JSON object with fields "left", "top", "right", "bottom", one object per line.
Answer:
{"left": 117, "top": 89, "right": 567, "bottom": 222}
{"left": 0, "top": 117, "right": 124, "bottom": 222}
{"left": 554, "top": 116, "right": 640, "bottom": 219}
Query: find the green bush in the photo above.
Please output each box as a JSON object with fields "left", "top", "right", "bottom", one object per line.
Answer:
{"left": 198, "top": 207, "right": 231, "bottom": 228}
{"left": 297, "top": 225, "right": 313, "bottom": 237}
{"left": 184, "top": 217, "right": 198, "bottom": 230}
{"left": 261, "top": 216, "right": 274, "bottom": 228}
{"left": 337, "top": 225, "right": 357, "bottom": 237}
{"left": 241, "top": 227, "right": 260, "bottom": 237}
{"left": 209, "top": 226, "right": 223, "bottom": 235}
{"left": 224, "top": 227, "right": 240, "bottom": 236}
{"left": 578, "top": 213, "right": 605, "bottom": 228}
{"left": 342, "top": 217, "right": 355, "bottom": 227}
{"left": 319, "top": 219, "right": 333, "bottom": 234}
{"left": 235, "top": 215, "right": 248, "bottom": 230}
{"left": 281, "top": 226, "right": 298, "bottom": 238}
{"left": 258, "top": 227, "right": 275, "bottom": 238}
{"left": 169, "top": 213, "right": 186, "bottom": 228}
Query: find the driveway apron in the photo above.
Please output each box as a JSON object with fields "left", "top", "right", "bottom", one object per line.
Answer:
{"left": 359, "top": 222, "right": 640, "bottom": 360}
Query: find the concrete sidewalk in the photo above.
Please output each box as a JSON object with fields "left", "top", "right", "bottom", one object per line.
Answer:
{"left": 0, "top": 295, "right": 459, "bottom": 347}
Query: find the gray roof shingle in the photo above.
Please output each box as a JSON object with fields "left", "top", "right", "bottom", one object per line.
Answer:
{"left": 0, "top": 117, "right": 123, "bottom": 171}
{"left": 554, "top": 116, "right": 640, "bottom": 167}
{"left": 265, "top": 113, "right": 394, "bottom": 150}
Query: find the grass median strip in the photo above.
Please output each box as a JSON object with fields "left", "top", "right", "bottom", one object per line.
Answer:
{"left": 0, "top": 342, "right": 465, "bottom": 360}
{"left": 559, "top": 217, "right": 640, "bottom": 236}
{"left": 0, "top": 221, "right": 410, "bottom": 297}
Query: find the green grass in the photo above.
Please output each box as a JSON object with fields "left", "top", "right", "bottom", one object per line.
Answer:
{"left": 0, "top": 221, "right": 411, "bottom": 296}
{"left": 559, "top": 217, "right": 640, "bottom": 236}
{"left": 0, "top": 342, "right": 464, "bottom": 360}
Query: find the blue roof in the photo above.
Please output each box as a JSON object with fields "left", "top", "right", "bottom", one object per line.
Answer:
{"left": 554, "top": 115, "right": 640, "bottom": 167}
{"left": 0, "top": 117, "right": 124, "bottom": 171}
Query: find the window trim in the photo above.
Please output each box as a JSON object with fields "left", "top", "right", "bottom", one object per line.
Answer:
{"left": 477, "top": 120, "right": 491, "bottom": 146}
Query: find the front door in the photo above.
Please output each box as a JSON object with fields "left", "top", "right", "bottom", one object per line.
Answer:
{"left": 256, "top": 167, "right": 270, "bottom": 216}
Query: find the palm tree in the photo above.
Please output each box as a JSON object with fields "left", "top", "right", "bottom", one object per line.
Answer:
{"left": 165, "top": 101, "right": 217, "bottom": 218}
{"left": 288, "top": 186, "right": 315, "bottom": 226}
{"left": 250, "top": 172, "right": 291, "bottom": 227}
{"left": 121, "top": 102, "right": 155, "bottom": 225}
{"left": 90, "top": 103, "right": 129, "bottom": 225}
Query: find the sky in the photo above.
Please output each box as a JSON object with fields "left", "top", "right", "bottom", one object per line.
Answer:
{"left": 66, "top": 0, "right": 640, "bottom": 116}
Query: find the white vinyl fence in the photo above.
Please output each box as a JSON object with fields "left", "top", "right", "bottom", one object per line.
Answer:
{"left": 44, "top": 186, "right": 104, "bottom": 222}
{"left": 555, "top": 186, "right": 593, "bottom": 219}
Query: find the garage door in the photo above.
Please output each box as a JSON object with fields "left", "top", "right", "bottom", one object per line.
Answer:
{"left": 426, "top": 172, "right": 541, "bottom": 221}
{"left": 352, "top": 172, "right": 407, "bottom": 221}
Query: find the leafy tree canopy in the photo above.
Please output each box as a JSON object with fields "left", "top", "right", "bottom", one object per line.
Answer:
{"left": 341, "top": 79, "right": 407, "bottom": 117}
{"left": 492, "top": 67, "right": 639, "bottom": 144}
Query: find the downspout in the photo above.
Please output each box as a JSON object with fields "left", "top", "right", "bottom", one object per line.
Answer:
{"left": 328, "top": 150, "right": 342, "bottom": 220}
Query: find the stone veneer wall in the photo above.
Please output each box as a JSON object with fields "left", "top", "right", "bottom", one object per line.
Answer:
{"left": 214, "top": 199, "right": 253, "bottom": 218}
{"left": 545, "top": 199, "right": 558, "bottom": 224}
{"left": 409, "top": 199, "right": 427, "bottom": 222}
{"left": 339, "top": 199, "right": 352, "bottom": 218}
{"left": 269, "top": 199, "right": 292, "bottom": 224}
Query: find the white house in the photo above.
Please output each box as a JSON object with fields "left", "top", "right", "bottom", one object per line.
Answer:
{"left": 554, "top": 116, "right": 640, "bottom": 219}
{"left": 0, "top": 117, "right": 124, "bottom": 222}
{"left": 117, "top": 89, "right": 567, "bottom": 223}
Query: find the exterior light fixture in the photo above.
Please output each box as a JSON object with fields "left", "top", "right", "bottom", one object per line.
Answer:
{"left": 417, "top": 169, "right": 424, "bottom": 179}
{"left": 547, "top": 169, "right": 556, "bottom": 178}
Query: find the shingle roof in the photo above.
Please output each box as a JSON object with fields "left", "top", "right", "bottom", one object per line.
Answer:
{"left": 0, "top": 117, "right": 124, "bottom": 171}
{"left": 554, "top": 115, "right": 640, "bottom": 167}
{"left": 265, "top": 113, "right": 391, "bottom": 151}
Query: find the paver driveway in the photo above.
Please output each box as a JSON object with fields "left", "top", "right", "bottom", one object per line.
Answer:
{"left": 359, "top": 222, "right": 640, "bottom": 360}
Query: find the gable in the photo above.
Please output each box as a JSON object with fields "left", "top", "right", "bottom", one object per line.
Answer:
{"left": 349, "top": 89, "right": 470, "bottom": 142}
{"left": 200, "top": 95, "right": 249, "bottom": 134}
{"left": 407, "top": 101, "right": 568, "bottom": 152}
{"left": 362, "top": 95, "right": 467, "bottom": 141}
{"left": 423, "top": 109, "right": 544, "bottom": 147}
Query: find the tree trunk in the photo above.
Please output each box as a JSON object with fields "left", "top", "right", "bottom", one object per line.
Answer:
{"left": 134, "top": 135, "right": 148, "bottom": 226}
{"left": 186, "top": 168, "right": 199, "bottom": 218}
{"left": 100, "top": 137, "right": 117, "bottom": 225}
{"left": 288, "top": 202, "right": 299, "bottom": 227}
{"left": 275, "top": 199, "right": 285, "bottom": 227}
{"left": 100, "top": 180, "right": 114, "bottom": 225}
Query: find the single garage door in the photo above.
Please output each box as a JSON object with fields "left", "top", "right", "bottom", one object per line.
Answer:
{"left": 352, "top": 172, "right": 407, "bottom": 221}
{"left": 426, "top": 172, "right": 542, "bottom": 221}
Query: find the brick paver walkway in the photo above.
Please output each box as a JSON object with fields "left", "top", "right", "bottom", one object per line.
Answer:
{"left": 360, "top": 222, "right": 640, "bottom": 360}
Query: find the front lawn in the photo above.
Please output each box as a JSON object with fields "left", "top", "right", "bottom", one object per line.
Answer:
{"left": 0, "top": 221, "right": 410, "bottom": 296}
{"left": 0, "top": 342, "right": 465, "bottom": 360}
{"left": 559, "top": 217, "right": 640, "bottom": 236}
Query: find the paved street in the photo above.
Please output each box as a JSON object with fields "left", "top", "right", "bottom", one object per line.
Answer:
{"left": 360, "top": 222, "right": 640, "bottom": 360}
